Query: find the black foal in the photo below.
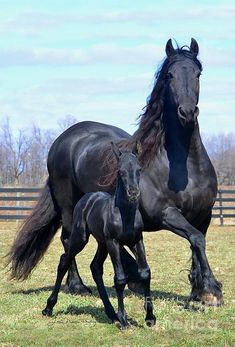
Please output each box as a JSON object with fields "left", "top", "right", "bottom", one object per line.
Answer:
{"left": 42, "top": 143, "right": 156, "bottom": 327}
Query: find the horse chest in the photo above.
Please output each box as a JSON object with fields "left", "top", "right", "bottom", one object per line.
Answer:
{"left": 140, "top": 165, "right": 216, "bottom": 229}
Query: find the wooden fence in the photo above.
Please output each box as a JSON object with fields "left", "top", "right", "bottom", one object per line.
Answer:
{"left": 0, "top": 188, "right": 235, "bottom": 226}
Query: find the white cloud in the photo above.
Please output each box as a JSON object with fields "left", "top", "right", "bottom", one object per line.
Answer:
{"left": 0, "top": 44, "right": 163, "bottom": 66}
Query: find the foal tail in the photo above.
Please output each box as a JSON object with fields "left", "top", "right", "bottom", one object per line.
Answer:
{"left": 7, "top": 179, "right": 61, "bottom": 280}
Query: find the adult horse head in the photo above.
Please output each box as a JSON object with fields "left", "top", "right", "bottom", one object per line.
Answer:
{"left": 133, "top": 38, "right": 203, "bottom": 169}
{"left": 165, "top": 38, "right": 201, "bottom": 128}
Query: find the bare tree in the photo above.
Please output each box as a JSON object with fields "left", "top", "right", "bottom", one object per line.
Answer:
{"left": 0, "top": 117, "right": 29, "bottom": 185}
{"left": 57, "top": 114, "right": 78, "bottom": 132}
{"left": 203, "top": 132, "right": 235, "bottom": 185}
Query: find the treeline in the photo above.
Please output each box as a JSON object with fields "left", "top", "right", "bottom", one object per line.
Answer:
{"left": 0, "top": 116, "right": 235, "bottom": 186}
{"left": 0, "top": 116, "right": 78, "bottom": 186}
{"left": 203, "top": 133, "right": 235, "bottom": 186}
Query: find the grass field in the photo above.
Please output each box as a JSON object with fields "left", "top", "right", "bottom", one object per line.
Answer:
{"left": 0, "top": 222, "right": 234, "bottom": 347}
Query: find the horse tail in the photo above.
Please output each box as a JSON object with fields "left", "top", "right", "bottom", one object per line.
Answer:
{"left": 7, "top": 178, "right": 61, "bottom": 280}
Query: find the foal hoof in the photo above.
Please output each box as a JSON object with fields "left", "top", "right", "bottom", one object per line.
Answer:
{"left": 201, "top": 293, "right": 224, "bottom": 307}
{"left": 145, "top": 315, "right": 156, "bottom": 327}
{"left": 64, "top": 283, "right": 92, "bottom": 296}
{"left": 42, "top": 307, "right": 53, "bottom": 316}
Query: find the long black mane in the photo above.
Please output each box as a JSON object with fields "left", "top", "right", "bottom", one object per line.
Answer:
{"left": 133, "top": 46, "right": 202, "bottom": 166}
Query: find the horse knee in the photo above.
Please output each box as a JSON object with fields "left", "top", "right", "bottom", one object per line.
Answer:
{"left": 139, "top": 267, "right": 151, "bottom": 282}
{"left": 190, "top": 234, "right": 205, "bottom": 250}
{"left": 114, "top": 275, "right": 126, "bottom": 287}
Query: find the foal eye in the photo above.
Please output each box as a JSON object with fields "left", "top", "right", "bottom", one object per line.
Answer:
{"left": 166, "top": 73, "right": 173, "bottom": 79}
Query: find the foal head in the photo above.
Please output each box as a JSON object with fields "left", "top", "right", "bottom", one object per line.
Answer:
{"left": 111, "top": 142, "right": 141, "bottom": 204}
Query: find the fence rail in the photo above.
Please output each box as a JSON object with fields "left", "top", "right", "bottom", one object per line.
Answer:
{"left": 0, "top": 188, "right": 41, "bottom": 220}
{"left": 0, "top": 188, "right": 235, "bottom": 226}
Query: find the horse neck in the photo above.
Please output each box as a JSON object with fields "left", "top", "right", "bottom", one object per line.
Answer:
{"left": 163, "top": 103, "right": 203, "bottom": 160}
{"left": 114, "top": 176, "right": 137, "bottom": 233}
{"left": 162, "top": 103, "right": 204, "bottom": 192}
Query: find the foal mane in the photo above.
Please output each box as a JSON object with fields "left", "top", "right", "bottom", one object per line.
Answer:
{"left": 100, "top": 45, "right": 202, "bottom": 186}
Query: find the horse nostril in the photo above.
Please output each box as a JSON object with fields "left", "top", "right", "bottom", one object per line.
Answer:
{"left": 127, "top": 188, "right": 140, "bottom": 200}
{"left": 177, "top": 106, "right": 187, "bottom": 119}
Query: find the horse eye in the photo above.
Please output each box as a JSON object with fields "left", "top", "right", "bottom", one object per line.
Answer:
{"left": 196, "top": 72, "right": 201, "bottom": 78}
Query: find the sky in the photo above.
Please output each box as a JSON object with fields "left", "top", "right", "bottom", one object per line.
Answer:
{"left": 0, "top": 0, "right": 234, "bottom": 135}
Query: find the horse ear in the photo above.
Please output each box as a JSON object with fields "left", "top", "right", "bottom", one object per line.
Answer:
{"left": 132, "top": 141, "right": 142, "bottom": 156}
{"left": 190, "top": 38, "right": 199, "bottom": 56}
{"left": 165, "top": 39, "right": 175, "bottom": 57}
{"left": 110, "top": 142, "right": 122, "bottom": 160}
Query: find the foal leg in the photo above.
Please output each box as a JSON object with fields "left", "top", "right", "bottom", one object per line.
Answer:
{"left": 106, "top": 239, "right": 128, "bottom": 328}
{"left": 162, "top": 207, "right": 223, "bottom": 306}
{"left": 90, "top": 243, "right": 119, "bottom": 323}
{"left": 130, "top": 238, "right": 156, "bottom": 326}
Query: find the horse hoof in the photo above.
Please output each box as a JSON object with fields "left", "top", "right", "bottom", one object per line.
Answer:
{"left": 64, "top": 283, "right": 92, "bottom": 296}
{"left": 113, "top": 319, "right": 129, "bottom": 330}
{"left": 201, "top": 293, "right": 224, "bottom": 307}
{"left": 127, "top": 281, "right": 145, "bottom": 295}
{"left": 42, "top": 308, "right": 52, "bottom": 316}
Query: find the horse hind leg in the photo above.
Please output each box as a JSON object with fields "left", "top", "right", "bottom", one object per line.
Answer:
{"left": 61, "top": 208, "right": 91, "bottom": 295}
{"left": 42, "top": 227, "right": 89, "bottom": 316}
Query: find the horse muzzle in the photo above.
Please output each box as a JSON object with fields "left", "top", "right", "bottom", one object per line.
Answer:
{"left": 177, "top": 105, "right": 199, "bottom": 128}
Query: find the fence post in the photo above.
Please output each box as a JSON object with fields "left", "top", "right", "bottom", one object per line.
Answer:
{"left": 218, "top": 190, "right": 224, "bottom": 227}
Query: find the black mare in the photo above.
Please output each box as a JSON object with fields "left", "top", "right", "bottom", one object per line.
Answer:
{"left": 8, "top": 38, "right": 223, "bottom": 306}
{"left": 42, "top": 144, "right": 156, "bottom": 327}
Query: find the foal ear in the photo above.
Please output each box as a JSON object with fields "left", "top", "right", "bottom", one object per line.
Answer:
{"left": 110, "top": 141, "right": 122, "bottom": 160}
{"left": 132, "top": 141, "right": 142, "bottom": 156}
{"left": 190, "top": 38, "right": 199, "bottom": 56}
{"left": 165, "top": 39, "right": 175, "bottom": 57}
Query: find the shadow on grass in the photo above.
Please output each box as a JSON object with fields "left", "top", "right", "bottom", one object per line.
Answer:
{"left": 12, "top": 284, "right": 188, "bottom": 302}
{"left": 56, "top": 304, "right": 110, "bottom": 324}
{"left": 55, "top": 304, "right": 140, "bottom": 327}
{"left": 12, "top": 285, "right": 205, "bottom": 314}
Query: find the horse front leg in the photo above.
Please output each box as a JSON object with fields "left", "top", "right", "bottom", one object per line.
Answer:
{"left": 130, "top": 237, "right": 156, "bottom": 326}
{"left": 189, "top": 212, "right": 214, "bottom": 303}
{"left": 162, "top": 207, "right": 223, "bottom": 306}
